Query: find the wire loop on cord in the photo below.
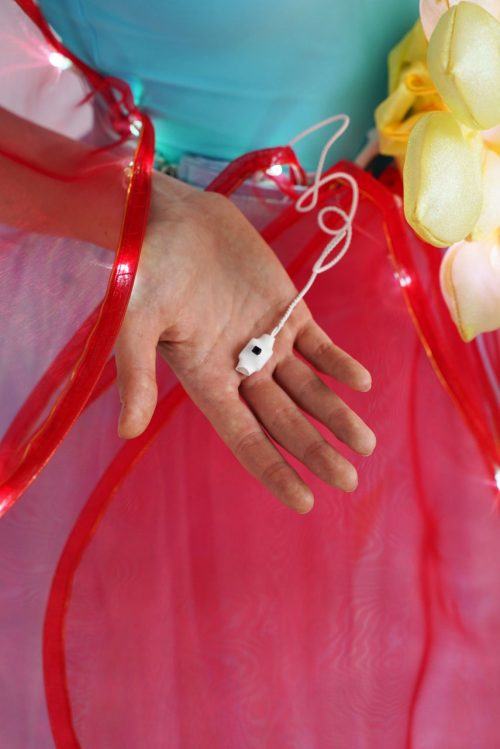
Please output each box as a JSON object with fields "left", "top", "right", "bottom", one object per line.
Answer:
{"left": 269, "top": 114, "right": 359, "bottom": 339}
{"left": 235, "top": 114, "right": 359, "bottom": 376}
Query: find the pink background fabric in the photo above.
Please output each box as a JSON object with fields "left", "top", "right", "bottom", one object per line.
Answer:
{"left": 2, "top": 183, "right": 499, "bottom": 748}
{"left": 1, "top": 2, "right": 499, "bottom": 747}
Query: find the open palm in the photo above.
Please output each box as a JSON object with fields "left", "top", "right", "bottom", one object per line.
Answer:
{"left": 114, "top": 171, "right": 375, "bottom": 512}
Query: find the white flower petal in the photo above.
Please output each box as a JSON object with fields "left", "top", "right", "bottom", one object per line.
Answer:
{"left": 440, "top": 235, "right": 500, "bottom": 340}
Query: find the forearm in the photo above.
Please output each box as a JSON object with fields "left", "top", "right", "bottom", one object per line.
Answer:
{"left": 0, "top": 106, "right": 127, "bottom": 250}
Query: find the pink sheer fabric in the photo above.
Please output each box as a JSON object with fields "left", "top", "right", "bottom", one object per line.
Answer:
{"left": 1, "top": 2, "right": 499, "bottom": 748}
{"left": 0, "top": 0, "right": 153, "bottom": 510}
{"left": 42, "top": 176, "right": 500, "bottom": 749}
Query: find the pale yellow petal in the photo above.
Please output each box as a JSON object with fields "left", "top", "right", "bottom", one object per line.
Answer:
{"left": 388, "top": 19, "right": 428, "bottom": 93}
{"left": 427, "top": 3, "right": 500, "bottom": 130}
{"left": 420, "top": 0, "right": 500, "bottom": 39}
{"left": 472, "top": 147, "right": 500, "bottom": 238}
{"left": 440, "top": 235, "right": 500, "bottom": 340}
{"left": 375, "top": 61, "right": 443, "bottom": 158}
{"left": 404, "top": 111, "right": 483, "bottom": 247}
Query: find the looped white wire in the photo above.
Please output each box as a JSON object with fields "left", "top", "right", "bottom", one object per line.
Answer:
{"left": 269, "top": 114, "right": 359, "bottom": 338}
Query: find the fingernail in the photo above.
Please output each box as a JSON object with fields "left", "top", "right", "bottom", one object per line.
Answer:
{"left": 295, "top": 489, "right": 314, "bottom": 514}
{"left": 342, "top": 466, "right": 359, "bottom": 493}
{"left": 360, "top": 429, "right": 377, "bottom": 456}
{"left": 359, "top": 373, "right": 372, "bottom": 391}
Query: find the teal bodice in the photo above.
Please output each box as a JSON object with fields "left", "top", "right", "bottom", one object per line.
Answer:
{"left": 40, "top": 0, "right": 417, "bottom": 168}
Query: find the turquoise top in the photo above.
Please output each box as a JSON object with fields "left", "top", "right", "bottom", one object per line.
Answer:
{"left": 39, "top": 0, "right": 417, "bottom": 169}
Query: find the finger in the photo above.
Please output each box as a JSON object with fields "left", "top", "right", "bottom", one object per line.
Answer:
{"left": 295, "top": 321, "right": 372, "bottom": 392}
{"left": 241, "top": 377, "right": 358, "bottom": 492}
{"left": 198, "top": 389, "right": 314, "bottom": 513}
{"left": 274, "top": 355, "right": 376, "bottom": 456}
{"left": 114, "top": 315, "right": 158, "bottom": 439}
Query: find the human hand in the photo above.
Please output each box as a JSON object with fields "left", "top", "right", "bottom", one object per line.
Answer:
{"left": 114, "top": 171, "right": 376, "bottom": 513}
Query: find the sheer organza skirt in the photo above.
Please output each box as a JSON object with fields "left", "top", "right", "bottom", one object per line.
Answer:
{"left": 1, "top": 2, "right": 499, "bottom": 748}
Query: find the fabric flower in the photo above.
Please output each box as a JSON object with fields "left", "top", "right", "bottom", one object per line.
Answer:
{"left": 403, "top": 111, "right": 483, "bottom": 247}
{"left": 375, "top": 20, "right": 444, "bottom": 164}
{"left": 426, "top": 1, "right": 500, "bottom": 130}
{"left": 440, "top": 234, "right": 500, "bottom": 341}
{"left": 419, "top": 0, "right": 500, "bottom": 39}
{"left": 376, "top": 1, "right": 500, "bottom": 341}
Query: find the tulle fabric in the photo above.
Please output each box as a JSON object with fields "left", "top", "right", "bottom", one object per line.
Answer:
{"left": 1, "top": 2, "right": 499, "bottom": 749}
{"left": 0, "top": 0, "right": 154, "bottom": 511}
{"left": 38, "top": 168, "right": 498, "bottom": 749}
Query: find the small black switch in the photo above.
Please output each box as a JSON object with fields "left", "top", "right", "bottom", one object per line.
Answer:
{"left": 251, "top": 345, "right": 262, "bottom": 355}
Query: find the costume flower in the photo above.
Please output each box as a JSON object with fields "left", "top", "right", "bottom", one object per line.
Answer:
{"left": 419, "top": 0, "right": 500, "bottom": 40}
{"left": 376, "top": 1, "right": 500, "bottom": 341}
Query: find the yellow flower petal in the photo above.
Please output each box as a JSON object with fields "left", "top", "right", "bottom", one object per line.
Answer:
{"left": 440, "top": 234, "right": 500, "bottom": 340}
{"left": 427, "top": 2, "right": 500, "bottom": 130}
{"left": 404, "top": 111, "right": 483, "bottom": 247}
{"left": 472, "top": 147, "right": 500, "bottom": 238}
{"left": 387, "top": 19, "right": 428, "bottom": 93}
{"left": 375, "top": 61, "right": 443, "bottom": 157}
{"left": 375, "top": 22, "right": 445, "bottom": 159}
{"left": 420, "top": 0, "right": 500, "bottom": 40}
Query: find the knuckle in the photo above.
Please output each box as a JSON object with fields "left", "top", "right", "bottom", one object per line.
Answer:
{"left": 303, "top": 438, "right": 331, "bottom": 466}
{"left": 233, "top": 430, "right": 266, "bottom": 461}
{"left": 268, "top": 404, "right": 300, "bottom": 432}
{"left": 261, "top": 459, "right": 290, "bottom": 488}
{"left": 314, "top": 340, "right": 333, "bottom": 360}
{"left": 297, "top": 374, "right": 325, "bottom": 401}
{"left": 326, "top": 404, "right": 352, "bottom": 431}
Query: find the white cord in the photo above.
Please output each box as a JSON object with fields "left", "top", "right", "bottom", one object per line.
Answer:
{"left": 270, "top": 114, "right": 359, "bottom": 338}
{"left": 235, "top": 114, "right": 359, "bottom": 376}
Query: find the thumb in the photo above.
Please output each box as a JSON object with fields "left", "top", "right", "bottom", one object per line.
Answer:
{"left": 114, "top": 317, "right": 158, "bottom": 439}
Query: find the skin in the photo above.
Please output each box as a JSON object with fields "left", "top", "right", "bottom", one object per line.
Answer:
{"left": 114, "top": 170, "right": 376, "bottom": 513}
